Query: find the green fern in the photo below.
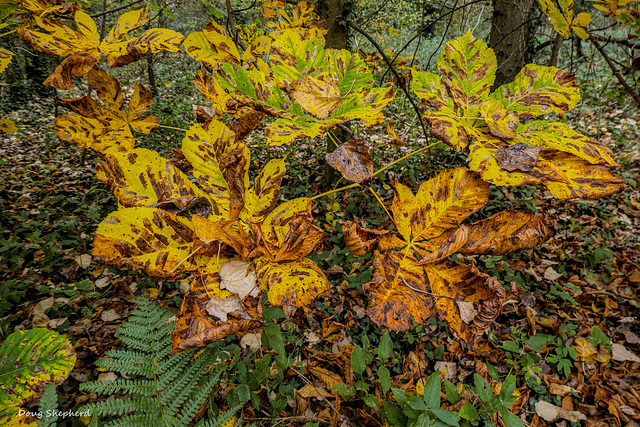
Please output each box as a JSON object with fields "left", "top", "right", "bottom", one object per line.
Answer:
{"left": 36, "top": 383, "right": 59, "bottom": 427}
{"left": 80, "top": 296, "right": 242, "bottom": 426}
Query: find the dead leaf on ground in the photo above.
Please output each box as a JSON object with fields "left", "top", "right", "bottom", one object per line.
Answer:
{"left": 325, "top": 139, "right": 373, "bottom": 183}
{"left": 535, "top": 400, "right": 586, "bottom": 423}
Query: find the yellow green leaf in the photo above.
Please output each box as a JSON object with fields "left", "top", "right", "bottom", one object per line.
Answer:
{"left": 93, "top": 206, "right": 196, "bottom": 277}
{"left": 242, "top": 158, "right": 287, "bottom": 222}
{"left": 0, "top": 329, "right": 76, "bottom": 425}
{"left": 0, "top": 48, "right": 13, "bottom": 74}
{"left": 255, "top": 256, "right": 330, "bottom": 308}
{"left": 437, "top": 30, "right": 496, "bottom": 116}
{"left": 289, "top": 75, "right": 341, "bottom": 119}
{"left": 492, "top": 64, "right": 580, "bottom": 120}
{"left": 0, "top": 118, "right": 17, "bottom": 135}
{"left": 96, "top": 148, "right": 212, "bottom": 210}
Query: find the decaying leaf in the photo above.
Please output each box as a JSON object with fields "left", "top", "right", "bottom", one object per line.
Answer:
{"left": 535, "top": 400, "right": 587, "bottom": 423}
{"left": 325, "top": 139, "right": 374, "bottom": 183}
{"left": 219, "top": 260, "right": 260, "bottom": 299}
{"left": 495, "top": 142, "right": 541, "bottom": 172}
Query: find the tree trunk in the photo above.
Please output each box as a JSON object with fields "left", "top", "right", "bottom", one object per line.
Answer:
{"left": 317, "top": 0, "right": 349, "bottom": 186}
{"left": 547, "top": 32, "right": 564, "bottom": 67}
{"left": 489, "top": 0, "right": 536, "bottom": 87}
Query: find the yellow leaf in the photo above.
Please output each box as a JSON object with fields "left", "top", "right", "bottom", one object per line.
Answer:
{"left": 242, "top": 158, "right": 286, "bottom": 222}
{"left": 391, "top": 167, "right": 489, "bottom": 243}
{"left": 259, "top": 197, "right": 312, "bottom": 248}
{"left": 54, "top": 114, "right": 116, "bottom": 153}
{"left": 0, "top": 118, "right": 17, "bottom": 135}
{"left": 365, "top": 251, "right": 434, "bottom": 332}
{"left": 479, "top": 98, "right": 519, "bottom": 139}
{"left": 0, "top": 48, "right": 13, "bottom": 74}
{"left": 184, "top": 21, "right": 240, "bottom": 70}
{"left": 103, "top": 7, "right": 149, "bottom": 44}
{"left": 255, "top": 256, "right": 330, "bottom": 308}
{"left": 289, "top": 75, "right": 341, "bottom": 119}
{"left": 93, "top": 207, "right": 196, "bottom": 277}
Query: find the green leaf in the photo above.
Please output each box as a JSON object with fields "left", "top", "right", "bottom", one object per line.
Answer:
{"left": 500, "top": 408, "right": 526, "bottom": 427}
{"left": 437, "top": 30, "right": 496, "bottom": 116}
{"left": 526, "top": 334, "right": 552, "bottom": 352}
{"left": 0, "top": 329, "right": 76, "bottom": 424}
{"left": 378, "top": 331, "right": 393, "bottom": 362}
{"left": 392, "top": 388, "right": 411, "bottom": 407}
{"left": 473, "top": 373, "right": 493, "bottom": 403}
{"left": 459, "top": 402, "right": 478, "bottom": 420}
{"left": 443, "top": 379, "right": 460, "bottom": 404}
{"left": 423, "top": 372, "right": 441, "bottom": 409}
{"left": 430, "top": 408, "right": 460, "bottom": 425}
{"left": 363, "top": 394, "right": 379, "bottom": 410}
{"left": 382, "top": 400, "right": 407, "bottom": 427}
{"left": 501, "top": 340, "right": 520, "bottom": 353}
{"left": 351, "top": 345, "right": 366, "bottom": 376}
{"left": 408, "top": 395, "right": 427, "bottom": 411}
{"left": 262, "top": 323, "right": 285, "bottom": 358}
{"left": 499, "top": 374, "right": 517, "bottom": 404}
{"left": 378, "top": 366, "right": 391, "bottom": 395}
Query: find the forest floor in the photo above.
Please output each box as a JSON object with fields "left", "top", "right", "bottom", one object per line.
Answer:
{"left": 2, "top": 95, "right": 640, "bottom": 427}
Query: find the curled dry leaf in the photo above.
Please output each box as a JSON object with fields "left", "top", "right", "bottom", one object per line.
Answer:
{"left": 325, "top": 139, "right": 373, "bottom": 183}
{"left": 219, "top": 260, "right": 260, "bottom": 299}
{"left": 343, "top": 221, "right": 394, "bottom": 256}
{"left": 496, "top": 142, "right": 541, "bottom": 172}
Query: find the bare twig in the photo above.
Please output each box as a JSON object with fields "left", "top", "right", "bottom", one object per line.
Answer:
{"left": 426, "top": 0, "right": 458, "bottom": 71}
{"left": 590, "top": 33, "right": 640, "bottom": 50}
{"left": 589, "top": 34, "right": 640, "bottom": 105}
{"left": 347, "top": 22, "right": 431, "bottom": 143}
{"left": 90, "top": 0, "right": 145, "bottom": 18}
{"left": 225, "top": 0, "right": 247, "bottom": 50}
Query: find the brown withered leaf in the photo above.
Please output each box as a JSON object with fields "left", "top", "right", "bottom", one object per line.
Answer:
{"left": 325, "top": 139, "right": 373, "bottom": 183}
{"left": 415, "top": 226, "right": 470, "bottom": 265}
{"left": 172, "top": 257, "right": 262, "bottom": 353}
{"left": 219, "top": 144, "right": 250, "bottom": 220}
{"left": 386, "top": 119, "right": 406, "bottom": 146}
{"left": 229, "top": 107, "right": 265, "bottom": 141}
{"left": 424, "top": 261, "right": 505, "bottom": 342}
{"left": 271, "top": 213, "right": 324, "bottom": 262}
{"left": 193, "top": 105, "right": 218, "bottom": 123}
{"left": 496, "top": 142, "right": 541, "bottom": 172}
{"left": 343, "top": 221, "right": 395, "bottom": 256}
{"left": 191, "top": 215, "right": 253, "bottom": 258}
{"left": 458, "top": 210, "right": 548, "bottom": 255}
{"left": 43, "top": 52, "right": 99, "bottom": 89}
{"left": 365, "top": 251, "right": 435, "bottom": 332}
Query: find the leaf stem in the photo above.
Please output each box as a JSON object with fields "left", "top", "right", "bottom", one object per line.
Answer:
{"left": 310, "top": 141, "right": 442, "bottom": 201}
{"left": 0, "top": 29, "right": 16, "bottom": 38}
{"left": 158, "top": 124, "right": 188, "bottom": 132}
{"left": 367, "top": 186, "right": 394, "bottom": 224}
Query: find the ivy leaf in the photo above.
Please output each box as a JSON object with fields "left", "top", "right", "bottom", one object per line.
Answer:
{"left": 325, "top": 138, "right": 374, "bottom": 183}
{"left": 255, "top": 256, "right": 330, "bottom": 308}
{"left": 93, "top": 207, "right": 196, "bottom": 277}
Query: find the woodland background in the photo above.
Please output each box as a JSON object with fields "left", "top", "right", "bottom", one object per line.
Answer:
{"left": 1, "top": 0, "right": 640, "bottom": 426}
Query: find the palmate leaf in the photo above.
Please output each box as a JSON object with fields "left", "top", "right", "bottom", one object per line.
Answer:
{"left": 183, "top": 21, "right": 240, "bottom": 72}
{"left": 411, "top": 32, "right": 624, "bottom": 200}
{"left": 539, "top": 0, "right": 592, "bottom": 40}
{"left": 55, "top": 68, "right": 158, "bottom": 153}
{"left": 261, "top": 0, "right": 326, "bottom": 39}
{"left": 17, "top": 7, "right": 183, "bottom": 88}
{"left": 0, "top": 329, "right": 76, "bottom": 424}
{"left": 344, "top": 167, "right": 547, "bottom": 338}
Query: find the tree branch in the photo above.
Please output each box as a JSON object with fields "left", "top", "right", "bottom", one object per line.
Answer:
{"left": 225, "top": 0, "right": 247, "bottom": 50}
{"left": 90, "top": 0, "right": 145, "bottom": 18}
{"left": 589, "top": 34, "right": 640, "bottom": 105}
{"left": 348, "top": 22, "right": 431, "bottom": 143}
{"left": 590, "top": 33, "right": 640, "bottom": 50}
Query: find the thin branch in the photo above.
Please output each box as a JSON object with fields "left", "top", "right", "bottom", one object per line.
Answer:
{"left": 380, "top": 0, "right": 484, "bottom": 82}
{"left": 589, "top": 34, "right": 640, "bottom": 105}
{"left": 225, "top": 0, "right": 247, "bottom": 50}
{"left": 348, "top": 21, "right": 431, "bottom": 143}
{"left": 590, "top": 33, "right": 640, "bottom": 50}
{"left": 232, "top": 0, "right": 258, "bottom": 13}
{"left": 90, "top": 0, "right": 145, "bottom": 18}
{"left": 426, "top": 0, "right": 458, "bottom": 71}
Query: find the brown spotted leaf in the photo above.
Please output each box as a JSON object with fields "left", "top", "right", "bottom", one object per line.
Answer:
{"left": 242, "top": 158, "right": 286, "bottom": 222}
{"left": 365, "top": 251, "right": 435, "bottom": 332}
{"left": 93, "top": 207, "right": 196, "bottom": 277}
{"left": 342, "top": 221, "right": 395, "bottom": 256}
{"left": 424, "top": 261, "right": 506, "bottom": 341}
{"left": 479, "top": 98, "right": 519, "bottom": 139}
{"left": 255, "top": 256, "right": 330, "bottom": 308}
{"left": 191, "top": 215, "right": 253, "bottom": 258}
{"left": 183, "top": 21, "right": 240, "bottom": 71}
{"left": 290, "top": 75, "right": 341, "bottom": 119}
{"left": 219, "top": 144, "right": 250, "bottom": 220}
{"left": 325, "top": 139, "right": 373, "bottom": 183}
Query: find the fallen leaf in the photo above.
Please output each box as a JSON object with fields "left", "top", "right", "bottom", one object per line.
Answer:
{"left": 205, "top": 295, "right": 246, "bottom": 322}
{"left": 95, "top": 277, "right": 110, "bottom": 288}
{"left": 101, "top": 309, "right": 121, "bottom": 322}
{"left": 544, "top": 266, "right": 562, "bottom": 281}
{"left": 75, "top": 253, "right": 92, "bottom": 269}
{"left": 297, "top": 383, "right": 334, "bottom": 399}
{"left": 549, "top": 383, "right": 574, "bottom": 396}
{"left": 611, "top": 343, "right": 640, "bottom": 362}
{"left": 535, "top": 400, "right": 586, "bottom": 422}
{"left": 219, "top": 260, "right": 260, "bottom": 299}
{"left": 456, "top": 300, "right": 478, "bottom": 324}
{"left": 240, "top": 332, "right": 262, "bottom": 351}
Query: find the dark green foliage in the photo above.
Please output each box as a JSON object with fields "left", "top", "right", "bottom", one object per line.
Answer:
{"left": 79, "top": 296, "right": 241, "bottom": 426}
{"left": 36, "top": 383, "right": 59, "bottom": 427}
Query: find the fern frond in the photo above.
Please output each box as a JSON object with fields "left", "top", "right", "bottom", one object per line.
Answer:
{"left": 173, "top": 371, "right": 221, "bottom": 426}
{"left": 80, "top": 378, "right": 156, "bottom": 395}
{"left": 196, "top": 404, "right": 244, "bottom": 427}
{"left": 36, "top": 383, "right": 58, "bottom": 427}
